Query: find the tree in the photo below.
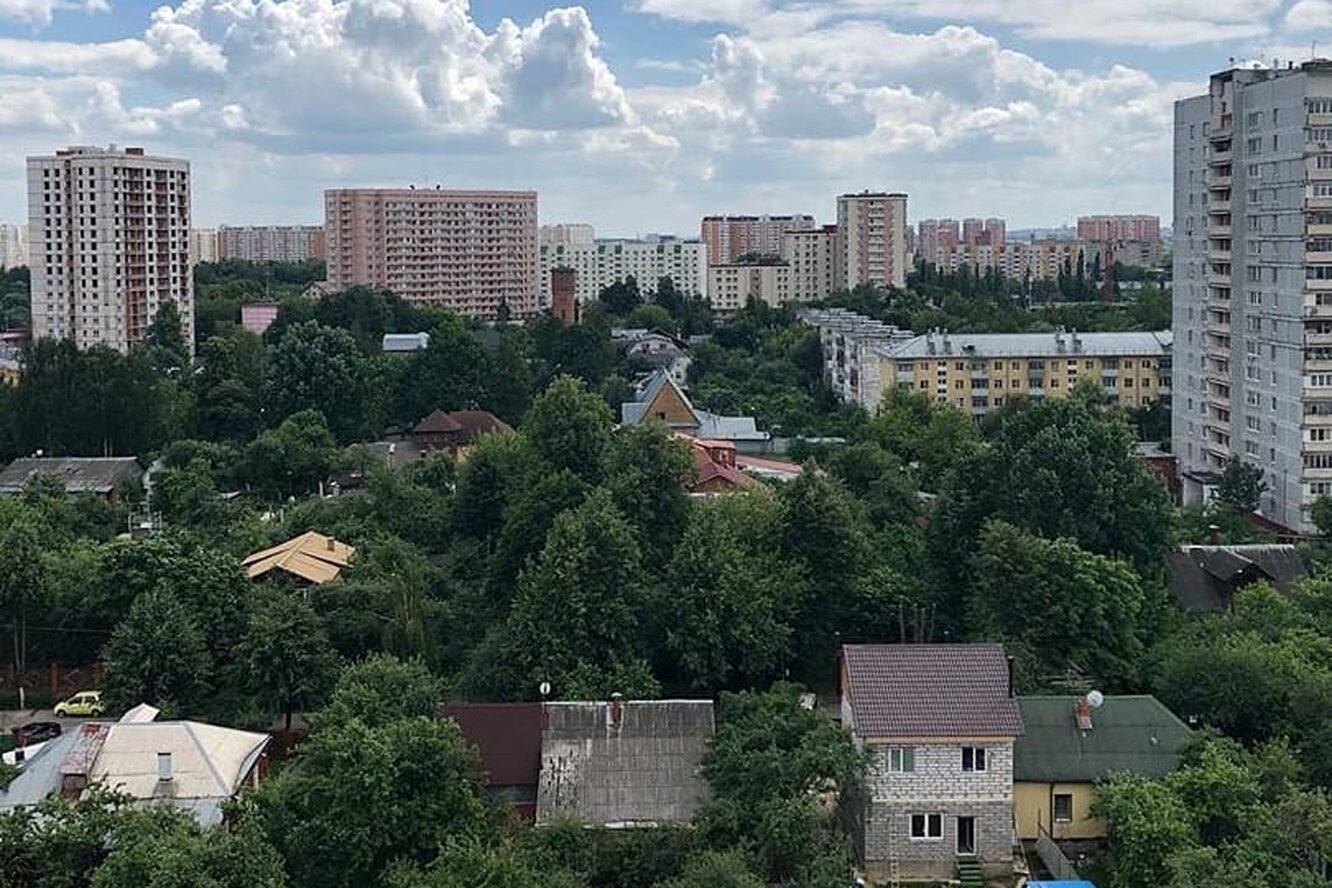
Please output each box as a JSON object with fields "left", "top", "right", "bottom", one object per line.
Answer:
{"left": 504, "top": 489, "right": 653, "bottom": 698}
{"left": 1312, "top": 495, "right": 1332, "bottom": 539}
{"left": 1216, "top": 456, "right": 1268, "bottom": 514}
{"left": 1093, "top": 774, "right": 1198, "bottom": 888}
{"left": 141, "top": 300, "right": 191, "bottom": 375}
{"left": 657, "top": 852, "right": 764, "bottom": 888}
{"left": 0, "top": 511, "right": 45, "bottom": 697}
{"left": 699, "top": 684, "right": 864, "bottom": 885}
{"left": 102, "top": 587, "right": 212, "bottom": 714}
{"left": 241, "top": 591, "right": 341, "bottom": 730}
{"left": 522, "top": 375, "right": 613, "bottom": 484}
{"left": 598, "top": 277, "right": 642, "bottom": 316}
{"left": 256, "top": 715, "right": 485, "bottom": 888}
{"left": 241, "top": 409, "right": 340, "bottom": 500}
{"left": 967, "top": 520, "right": 1153, "bottom": 688}
{"left": 662, "top": 493, "right": 804, "bottom": 691}
{"left": 602, "top": 422, "right": 694, "bottom": 560}
{"left": 384, "top": 837, "right": 579, "bottom": 888}
{"left": 268, "top": 321, "right": 370, "bottom": 442}
{"left": 316, "top": 655, "right": 444, "bottom": 731}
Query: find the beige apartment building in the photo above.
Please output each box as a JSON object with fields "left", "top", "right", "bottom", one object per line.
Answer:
{"left": 219, "top": 225, "right": 325, "bottom": 262}
{"left": 707, "top": 262, "right": 791, "bottom": 312}
{"left": 784, "top": 225, "right": 838, "bottom": 302}
{"left": 837, "top": 192, "right": 908, "bottom": 290}
{"left": 700, "top": 214, "right": 816, "bottom": 265}
{"left": 324, "top": 188, "right": 538, "bottom": 318}
{"left": 28, "top": 145, "right": 193, "bottom": 352}
{"left": 538, "top": 237, "right": 704, "bottom": 304}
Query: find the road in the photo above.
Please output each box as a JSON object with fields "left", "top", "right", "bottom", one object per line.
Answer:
{"left": 0, "top": 708, "right": 94, "bottom": 733}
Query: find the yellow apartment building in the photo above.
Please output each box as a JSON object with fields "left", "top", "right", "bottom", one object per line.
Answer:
{"left": 872, "top": 329, "right": 1172, "bottom": 417}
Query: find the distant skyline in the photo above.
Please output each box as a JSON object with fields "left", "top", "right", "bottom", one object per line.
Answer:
{"left": 0, "top": 0, "right": 1325, "bottom": 234}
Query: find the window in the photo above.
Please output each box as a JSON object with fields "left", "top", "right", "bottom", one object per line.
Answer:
{"left": 1054, "top": 794, "right": 1074, "bottom": 823}
{"left": 910, "top": 813, "right": 943, "bottom": 840}
{"left": 888, "top": 747, "right": 915, "bottom": 773}
{"left": 961, "top": 747, "right": 987, "bottom": 772}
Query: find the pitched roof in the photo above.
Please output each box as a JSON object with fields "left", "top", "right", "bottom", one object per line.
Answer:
{"left": 440, "top": 703, "right": 542, "bottom": 787}
{"left": 622, "top": 370, "right": 767, "bottom": 441}
{"left": 0, "top": 457, "right": 143, "bottom": 494}
{"left": 536, "top": 700, "right": 714, "bottom": 826}
{"left": 621, "top": 370, "right": 696, "bottom": 427}
{"left": 1, "top": 718, "right": 269, "bottom": 826}
{"left": 1167, "top": 544, "right": 1307, "bottom": 612}
{"left": 413, "top": 409, "right": 513, "bottom": 440}
{"left": 1013, "top": 695, "right": 1192, "bottom": 783}
{"left": 841, "top": 644, "right": 1024, "bottom": 739}
{"left": 242, "top": 531, "right": 355, "bottom": 584}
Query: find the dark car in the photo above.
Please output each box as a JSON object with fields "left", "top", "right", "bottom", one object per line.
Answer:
{"left": 13, "top": 721, "right": 61, "bottom": 747}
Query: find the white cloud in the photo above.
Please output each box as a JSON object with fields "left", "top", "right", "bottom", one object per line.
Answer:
{"left": 0, "top": 0, "right": 105, "bottom": 27}
{"left": 1285, "top": 0, "right": 1332, "bottom": 30}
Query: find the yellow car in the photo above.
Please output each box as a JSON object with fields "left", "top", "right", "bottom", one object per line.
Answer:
{"left": 53, "top": 690, "right": 104, "bottom": 717}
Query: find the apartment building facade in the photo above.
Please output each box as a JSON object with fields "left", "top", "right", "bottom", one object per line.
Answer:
{"left": 538, "top": 238, "right": 704, "bottom": 304}
{"left": 0, "top": 224, "right": 28, "bottom": 269}
{"left": 783, "top": 225, "right": 838, "bottom": 302}
{"left": 1172, "top": 62, "right": 1332, "bottom": 531}
{"left": 190, "top": 229, "right": 219, "bottom": 264}
{"left": 539, "top": 223, "right": 595, "bottom": 248}
{"left": 28, "top": 145, "right": 193, "bottom": 352}
{"left": 803, "top": 308, "right": 915, "bottom": 410}
{"left": 1078, "top": 214, "right": 1162, "bottom": 243}
{"left": 219, "top": 225, "right": 325, "bottom": 262}
{"left": 700, "top": 214, "right": 816, "bottom": 265}
{"left": 706, "top": 262, "right": 791, "bottom": 313}
{"left": 836, "top": 192, "right": 908, "bottom": 290}
{"left": 324, "top": 188, "right": 538, "bottom": 318}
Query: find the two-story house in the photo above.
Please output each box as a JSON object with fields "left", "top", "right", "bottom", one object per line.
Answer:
{"left": 840, "top": 644, "right": 1025, "bottom": 884}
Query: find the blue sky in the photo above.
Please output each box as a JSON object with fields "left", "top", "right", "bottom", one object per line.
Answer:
{"left": 0, "top": 0, "right": 1326, "bottom": 234}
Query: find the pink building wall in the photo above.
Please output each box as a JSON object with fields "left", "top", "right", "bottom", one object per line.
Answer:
{"left": 240, "top": 302, "right": 280, "bottom": 336}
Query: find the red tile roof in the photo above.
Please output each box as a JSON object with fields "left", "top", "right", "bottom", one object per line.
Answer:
{"left": 841, "top": 644, "right": 1024, "bottom": 739}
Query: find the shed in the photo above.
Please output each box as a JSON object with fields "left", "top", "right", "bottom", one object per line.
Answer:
{"left": 1167, "top": 544, "right": 1307, "bottom": 612}
{"left": 242, "top": 531, "right": 355, "bottom": 584}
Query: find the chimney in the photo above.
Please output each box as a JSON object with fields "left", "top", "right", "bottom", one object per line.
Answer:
{"left": 1075, "top": 697, "right": 1094, "bottom": 731}
{"left": 609, "top": 692, "right": 624, "bottom": 736}
{"left": 326, "top": 537, "right": 335, "bottom": 552}
{"left": 14, "top": 746, "right": 24, "bottom": 764}
{"left": 157, "top": 751, "right": 173, "bottom": 782}
{"left": 1006, "top": 656, "right": 1015, "bottom": 697}
{"left": 1208, "top": 523, "right": 1222, "bottom": 545}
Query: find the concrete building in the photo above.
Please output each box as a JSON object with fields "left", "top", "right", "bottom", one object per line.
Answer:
{"left": 836, "top": 192, "right": 908, "bottom": 290}
{"left": 240, "top": 302, "right": 279, "bottom": 336}
{"left": 219, "top": 225, "right": 325, "bottom": 262}
{"left": 0, "top": 224, "right": 28, "bottom": 268}
{"left": 925, "top": 240, "right": 1098, "bottom": 281}
{"left": 873, "top": 329, "right": 1173, "bottom": 417}
{"left": 190, "top": 229, "right": 219, "bottom": 264}
{"left": 1172, "top": 61, "right": 1332, "bottom": 531}
{"left": 1078, "top": 214, "right": 1162, "bottom": 243}
{"left": 841, "top": 644, "right": 1024, "bottom": 883}
{"left": 539, "top": 223, "right": 595, "bottom": 247}
{"left": 917, "top": 219, "right": 960, "bottom": 257}
{"left": 706, "top": 261, "right": 790, "bottom": 312}
{"left": 550, "top": 266, "right": 577, "bottom": 323}
{"left": 803, "top": 308, "right": 915, "bottom": 410}
{"left": 324, "top": 187, "right": 538, "bottom": 319}
{"left": 700, "top": 214, "right": 816, "bottom": 265}
{"left": 28, "top": 145, "right": 193, "bottom": 352}
{"left": 784, "top": 225, "right": 838, "bottom": 302}
{"left": 538, "top": 237, "right": 705, "bottom": 304}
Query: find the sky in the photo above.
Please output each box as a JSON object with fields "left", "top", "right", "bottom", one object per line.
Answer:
{"left": 0, "top": 0, "right": 1327, "bottom": 235}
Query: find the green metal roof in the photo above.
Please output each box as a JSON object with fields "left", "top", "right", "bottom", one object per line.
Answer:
{"left": 1013, "top": 696, "right": 1192, "bottom": 784}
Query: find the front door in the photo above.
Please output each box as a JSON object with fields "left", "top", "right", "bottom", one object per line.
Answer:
{"left": 956, "top": 816, "right": 977, "bottom": 855}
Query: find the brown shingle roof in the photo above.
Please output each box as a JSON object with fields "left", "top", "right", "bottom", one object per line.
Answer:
{"left": 842, "top": 644, "right": 1024, "bottom": 739}
{"left": 413, "top": 410, "right": 513, "bottom": 441}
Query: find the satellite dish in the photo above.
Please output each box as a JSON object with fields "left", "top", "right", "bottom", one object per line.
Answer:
{"left": 1087, "top": 689, "right": 1105, "bottom": 709}
{"left": 538, "top": 681, "right": 552, "bottom": 698}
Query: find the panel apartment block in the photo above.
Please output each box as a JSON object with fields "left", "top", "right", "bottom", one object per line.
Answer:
{"left": 219, "top": 225, "right": 326, "bottom": 262}
{"left": 324, "top": 188, "right": 538, "bottom": 318}
{"left": 700, "top": 214, "right": 816, "bottom": 265}
{"left": 837, "top": 192, "right": 908, "bottom": 291}
{"left": 1173, "top": 62, "right": 1332, "bottom": 531}
{"left": 28, "top": 145, "right": 193, "bottom": 352}
{"left": 538, "top": 238, "right": 705, "bottom": 304}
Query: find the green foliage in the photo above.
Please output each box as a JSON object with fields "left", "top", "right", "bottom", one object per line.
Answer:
{"left": 384, "top": 836, "right": 580, "bottom": 888}
{"left": 241, "top": 409, "right": 341, "bottom": 501}
{"left": 523, "top": 375, "right": 613, "bottom": 484}
{"left": 267, "top": 321, "right": 371, "bottom": 442}
{"left": 598, "top": 277, "right": 643, "bottom": 316}
{"left": 315, "top": 654, "right": 444, "bottom": 731}
{"left": 102, "top": 586, "right": 212, "bottom": 713}
{"left": 1312, "top": 495, "right": 1332, "bottom": 539}
{"left": 699, "top": 684, "right": 864, "bottom": 885}
{"left": 968, "top": 520, "right": 1154, "bottom": 688}
{"left": 602, "top": 422, "right": 694, "bottom": 560}
{"left": 656, "top": 851, "right": 764, "bottom": 888}
{"left": 241, "top": 591, "right": 341, "bottom": 729}
{"left": 1216, "top": 456, "right": 1269, "bottom": 513}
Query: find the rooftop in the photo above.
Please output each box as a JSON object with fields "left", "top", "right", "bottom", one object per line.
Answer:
{"left": 242, "top": 531, "right": 355, "bottom": 584}
{"left": 841, "top": 644, "right": 1024, "bottom": 739}
{"left": 881, "top": 330, "right": 1172, "bottom": 360}
{"left": 0, "top": 456, "right": 143, "bottom": 495}
{"left": 1014, "top": 695, "right": 1192, "bottom": 784}
{"left": 1167, "top": 544, "right": 1307, "bottom": 612}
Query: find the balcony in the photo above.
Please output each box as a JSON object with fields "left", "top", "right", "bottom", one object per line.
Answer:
{"left": 1308, "top": 196, "right": 1332, "bottom": 211}
{"left": 1210, "top": 174, "right": 1233, "bottom": 188}
{"left": 1209, "top": 270, "right": 1232, "bottom": 286}
{"left": 1210, "top": 223, "right": 1233, "bottom": 236}
{"left": 1209, "top": 199, "right": 1232, "bottom": 214}
{"left": 1308, "top": 331, "right": 1332, "bottom": 347}
{"left": 1309, "top": 278, "right": 1332, "bottom": 291}
{"left": 1209, "top": 147, "right": 1233, "bottom": 164}
{"left": 1304, "top": 413, "right": 1332, "bottom": 426}
{"left": 1310, "top": 222, "right": 1332, "bottom": 237}
{"left": 1208, "top": 249, "right": 1232, "bottom": 262}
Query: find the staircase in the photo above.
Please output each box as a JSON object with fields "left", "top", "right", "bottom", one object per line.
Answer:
{"left": 956, "top": 854, "right": 985, "bottom": 888}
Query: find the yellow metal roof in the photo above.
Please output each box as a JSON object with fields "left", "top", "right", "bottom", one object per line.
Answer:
{"left": 242, "top": 531, "right": 355, "bottom": 584}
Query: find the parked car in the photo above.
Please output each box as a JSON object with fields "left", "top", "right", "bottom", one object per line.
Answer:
{"left": 13, "top": 721, "right": 61, "bottom": 746}
{"left": 53, "top": 690, "right": 104, "bottom": 717}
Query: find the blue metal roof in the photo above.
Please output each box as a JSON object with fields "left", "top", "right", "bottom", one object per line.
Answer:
{"left": 1027, "top": 882, "right": 1097, "bottom": 888}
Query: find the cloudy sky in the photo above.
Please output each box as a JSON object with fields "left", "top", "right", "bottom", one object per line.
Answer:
{"left": 0, "top": 0, "right": 1326, "bottom": 234}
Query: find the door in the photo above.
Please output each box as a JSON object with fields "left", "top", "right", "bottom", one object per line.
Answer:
{"left": 956, "top": 816, "right": 976, "bottom": 855}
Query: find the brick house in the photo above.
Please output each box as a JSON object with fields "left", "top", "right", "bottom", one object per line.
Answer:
{"left": 840, "top": 644, "right": 1024, "bottom": 883}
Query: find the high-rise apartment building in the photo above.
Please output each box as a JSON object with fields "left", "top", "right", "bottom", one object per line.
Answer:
{"left": 1173, "top": 61, "right": 1332, "bottom": 531}
{"left": 324, "top": 188, "right": 538, "bottom": 318}
{"left": 1078, "top": 214, "right": 1162, "bottom": 243}
{"left": 219, "top": 225, "right": 326, "bottom": 262}
{"left": 190, "top": 229, "right": 219, "bottom": 264}
{"left": 28, "top": 145, "right": 193, "bottom": 352}
{"left": 984, "top": 217, "right": 1007, "bottom": 247}
{"left": 538, "top": 237, "right": 705, "bottom": 303}
{"left": 784, "top": 225, "right": 838, "bottom": 302}
{"left": 0, "top": 224, "right": 28, "bottom": 269}
{"left": 700, "top": 214, "right": 816, "bottom": 265}
{"left": 917, "top": 219, "right": 960, "bottom": 257}
{"left": 539, "top": 223, "right": 595, "bottom": 247}
{"left": 836, "top": 192, "right": 908, "bottom": 290}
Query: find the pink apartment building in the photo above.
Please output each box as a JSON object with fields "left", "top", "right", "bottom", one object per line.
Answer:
{"left": 1076, "top": 214, "right": 1161, "bottom": 243}
{"left": 324, "top": 188, "right": 538, "bottom": 318}
{"left": 700, "top": 214, "right": 816, "bottom": 265}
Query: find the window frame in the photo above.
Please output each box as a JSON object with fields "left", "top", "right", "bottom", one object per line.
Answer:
{"left": 909, "top": 812, "right": 944, "bottom": 840}
{"left": 888, "top": 746, "right": 916, "bottom": 773}
{"left": 961, "top": 746, "right": 988, "bottom": 773}
{"left": 1053, "top": 793, "right": 1074, "bottom": 823}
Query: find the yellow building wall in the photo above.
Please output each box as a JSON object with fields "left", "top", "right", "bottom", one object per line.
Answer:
{"left": 1014, "top": 781, "right": 1106, "bottom": 841}
{"left": 644, "top": 383, "right": 699, "bottom": 427}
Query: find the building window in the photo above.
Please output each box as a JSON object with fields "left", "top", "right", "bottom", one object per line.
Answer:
{"left": 888, "top": 747, "right": 915, "bottom": 773}
{"left": 961, "top": 747, "right": 987, "bottom": 772}
{"left": 910, "top": 813, "right": 943, "bottom": 840}
{"left": 1054, "top": 793, "right": 1073, "bottom": 823}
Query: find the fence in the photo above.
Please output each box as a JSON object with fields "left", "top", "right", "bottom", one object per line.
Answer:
{"left": 1035, "top": 822, "right": 1082, "bottom": 881}
{"left": 0, "top": 663, "right": 103, "bottom": 703}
